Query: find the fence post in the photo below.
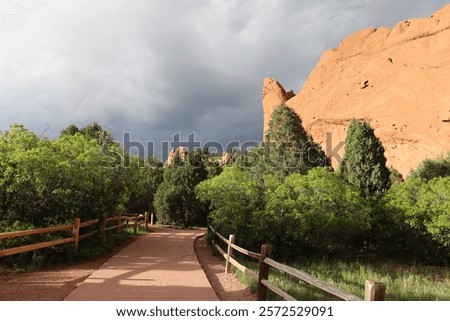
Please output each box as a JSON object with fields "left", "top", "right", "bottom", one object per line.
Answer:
{"left": 364, "top": 280, "right": 386, "bottom": 301}
{"left": 257, "top": 244, "right": 272, "bottom": 301}
{"left": 150, "top": 212, "right": 154, "bottom": 226}
{"left": 225, "top": 234, "right": 235, "bottom": 273}
{"left": 134, "top": 214, "right": 138, "bottom": 235}
{"left": 99, "top": 218, "right": 106, "bottom": 235}
{"left": 73, "top": 218, "right": 81, "bottom": 253}
{"left": 145, "top": 212, "right": 149, "bottom": 230}
{"left": 210, "top": 226, "right": 215, "bottom": 245}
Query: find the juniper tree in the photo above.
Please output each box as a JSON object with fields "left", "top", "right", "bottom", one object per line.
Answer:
{"left": 244, "top": 104, "right": 329, "bottom": 179}
{"left": 154, "top": 150, "right": 209, "bottom": 227}
{"left": 340, "top": 119, "right": 391, "bottom": 198}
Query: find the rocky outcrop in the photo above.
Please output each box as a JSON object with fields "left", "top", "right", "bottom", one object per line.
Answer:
{"left": 219, "top": 152, "right": 235, "bottom": 166}
{"left": 166, "top": 146, "right": 187, "bottom": 165}
{"left": 262, "top": 4, "right": 450, "bottom": 176}
{"left": 262, "top": 78, "right": 295, "bottom": 136}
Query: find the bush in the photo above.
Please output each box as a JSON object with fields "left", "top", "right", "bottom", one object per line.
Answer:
{"left": 197, "top": 167, "right": 371, "bottom": 258}
{"left": 196, "top": 167, "right": 263, "bottom": 249}
{"left": 410, "top": 152, "right": 450, "bottom": 181}
{"left": 263, "top": 168, "right": 371, "bottom": 257}
{"left": 383, "top": 177, "right": 450, "bottom": 264}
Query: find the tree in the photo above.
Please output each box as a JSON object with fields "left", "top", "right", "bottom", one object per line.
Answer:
{"left": 340, "top": 119, "right": 391, "bottom": 198}
{"left": 263, "top": 168, "right": 371, "bottom": 256}
{"left": 410, "top": 152, "right": 450, "bottom": 181}
{"left": 386, "top": 177, "right": 450, "bottom": 249}
{"left": 0, "top": 124, "right": 42, "bottom": 223}
{"left": 80, "top": 122, "right": 115, "bottom": 146}
{"left": 197, "top": 166, "right": 371, "bottom": 257}
{"left": 125, "top": 156, "right": 163, "bottom": 213}
{"left": 241, "top": 104, "right": 329, "bottom": 179}
{"left": 196, "top": 166, "right": 262, "bottom": 248}
{"left": 0, "top": 124, "right": 133, "bottom": 227}
{"left": 60, "top": 124, "right": 80, "bottom": 137}
{"left": 265, "top": 103, "right": 309, "bottom": 145}
{"left": 154, "top": 150, "right": 208, "bottom": 227}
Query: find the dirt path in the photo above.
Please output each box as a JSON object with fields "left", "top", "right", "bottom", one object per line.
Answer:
{"left": 195, "top": 234, "right": 255, "bottom": 301}
{"left": 0, "top": 229, "right": 255, "bottom": 301}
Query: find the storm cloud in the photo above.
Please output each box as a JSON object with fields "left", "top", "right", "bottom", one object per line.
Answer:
{"left": 1, "top": 0, "right": 448, "bottom": 159}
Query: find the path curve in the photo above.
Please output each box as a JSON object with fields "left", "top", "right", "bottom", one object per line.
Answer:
{"left": 64, "top": 227, "right": 219, "bottom": 301}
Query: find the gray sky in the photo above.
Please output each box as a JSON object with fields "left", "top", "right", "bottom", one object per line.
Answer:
{"left": 1, "top": 0, "right": 448, "bottom": 159}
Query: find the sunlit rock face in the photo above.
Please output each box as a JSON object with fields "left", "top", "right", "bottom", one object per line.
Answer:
{"left": 262, "top": 5, "right": 450, "bottom": 176}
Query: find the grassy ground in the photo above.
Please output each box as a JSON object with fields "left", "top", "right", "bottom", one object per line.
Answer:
{"left": 232, "top": 257, "right": 450, "bottom": 301}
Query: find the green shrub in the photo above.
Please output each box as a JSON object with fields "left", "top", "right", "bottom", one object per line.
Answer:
{"left": 410, "top": 152, "right": 450, "bottom": 181}
{"left": 384, "top": 177, "right": 450, "bottom": 264}
{"left": 197, "top": 167, "right": 371, "bottom": 258}
{"left": 263, "top": 168, "right": 371, "bottom": 257}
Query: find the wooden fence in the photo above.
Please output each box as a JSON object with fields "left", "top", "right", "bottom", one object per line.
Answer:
{"left": 209, "top": 226, "right": 386, "bottom": 301}
{"left": 0, "top": 213, "right": 150, "bottom": 258}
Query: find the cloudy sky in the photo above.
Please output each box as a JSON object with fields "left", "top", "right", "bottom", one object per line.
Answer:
{"left": 1, "top": 0, "right": 448, "bottom": 159}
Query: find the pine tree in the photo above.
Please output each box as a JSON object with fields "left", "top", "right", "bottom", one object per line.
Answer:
{"left": 340, "top": 119, "right": 391, "bottom": 198}
{"left": 265, "top": 104, "right": 309, "bottom": 145}
{"left": 249, "top": 104, "right": 329, "bottom": 178}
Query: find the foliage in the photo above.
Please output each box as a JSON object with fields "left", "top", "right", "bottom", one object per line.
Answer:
{"left": 198, "top": 167, "right": 371, "bottom": 257}
{"left": 154, "top": 150, "right": 209, "bottom": 227}
{"left": 385, "top": 177, "right": 450, "bottom": 253}
{"left": 265, "top": 103, "right": 309, "bottom": 144}
{"left": 125, "top": 156, "right": 163, "bottom": 214}
{"left": 198, "top": 113, "right": 448, "bottom": 264}
{"left": 340, "top": 119, "right": 391, "bottom": 198}
{"left": 0, "top": 226, "right": 131, "bottom": 269}
{"left": 389, "top": 167, "right": 404, "bottom": 184}
{"left": 0, "top": 123, "right": 165, "bottom": 268}
{"left": 196, "top": 167, "right": 263, "bottom": 248}
{"left": 410, "top": 152, "right": 450, "bottom": 181}
{"left": 0, "top": 123, "right": 161, "bottom": 227}
{"left": 263, "top": 168, "right": 371, "bottom": 257}
{"left": 239, "top": 104, "right": 329, "bottom": 180}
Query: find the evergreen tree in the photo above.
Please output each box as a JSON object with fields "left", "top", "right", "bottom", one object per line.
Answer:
{"left": 60, "top": 124, "right": 80, "bottom": 137}
{"left": 265, "top": 104, "right": 309, "bottom": 144}
{"left": 340, "top": 119, "right": 391, "bottom": 198}
{"left": 154, "top": 150, "right": 208, "bottom": 227}
{"left": 242, "top": 104, "right": 329, "bottom": 179}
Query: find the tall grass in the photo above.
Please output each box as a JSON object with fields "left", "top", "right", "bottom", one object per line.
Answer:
{"left": 232, "top": 256, "right": 450, "bottom": 301}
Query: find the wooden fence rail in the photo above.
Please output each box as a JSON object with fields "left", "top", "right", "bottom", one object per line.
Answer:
{"left": 208, "top": 226, "right": 385, "bottom": 301}
{"left": 0, "top": 213, "right": 149, "bottom": 259}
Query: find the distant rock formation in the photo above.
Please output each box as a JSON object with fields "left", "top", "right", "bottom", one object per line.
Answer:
{"left": 166, "top": 146, "right": 187, "bottom": 165}
{"left": 262, "top": 4, "right": 450, "bottom": 176}
{"left": 219, "top": 152, "right": 235, "bottom": 166}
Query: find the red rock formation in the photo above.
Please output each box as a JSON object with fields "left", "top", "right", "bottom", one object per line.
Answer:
{"left": 166, "top": 146, "right": 187, "bottom": 165}
{"left": 262, "top": 4, "right": 450, "bottom": 176}
{"left": 262, "top": 78, "right": 295, "bottom": 136}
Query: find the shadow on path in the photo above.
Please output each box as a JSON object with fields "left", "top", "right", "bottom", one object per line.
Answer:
{"left": 64, "top": 227, "right": 218, "bottom": 301}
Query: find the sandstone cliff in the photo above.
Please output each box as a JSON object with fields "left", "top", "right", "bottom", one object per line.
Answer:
{"left": 263, "top": 4, "right": 450, "bottom": 176}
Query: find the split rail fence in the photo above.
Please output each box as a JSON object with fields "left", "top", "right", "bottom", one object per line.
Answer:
{"left": 209, "top": 226, "right": 386, "bottom": 301}
{"left": 0, "top": 213, "right": 152, "bottom": 258}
